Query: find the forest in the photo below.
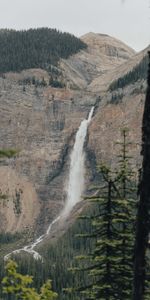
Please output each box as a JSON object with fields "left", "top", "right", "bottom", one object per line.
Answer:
{"left": 0, "top": 28, "right": 87, "bottom": 73}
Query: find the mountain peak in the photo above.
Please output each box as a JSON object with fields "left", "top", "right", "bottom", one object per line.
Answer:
{"left": 81, "top": 32, "right": 109, "bottom": 39}
{"left": 81, "top": 32, "right": 135, "bottom": 58}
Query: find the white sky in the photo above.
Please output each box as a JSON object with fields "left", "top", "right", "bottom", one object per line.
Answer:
{"left": 0, "top": 0, "right": 149, "bottom": 51}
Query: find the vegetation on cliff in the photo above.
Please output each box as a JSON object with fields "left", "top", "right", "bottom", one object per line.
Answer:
{"left": 0, "top": 28, "right": 87, "bottom": 73}
{"left": 109, "top": 54, "right": 148, "bottom": 91}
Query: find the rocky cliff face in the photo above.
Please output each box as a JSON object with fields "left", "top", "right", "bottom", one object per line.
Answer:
{"left": 0, "top": 70, "right": 96, "bottom": 235}
{"left": 88, "top": 83, "right": 145, "bottom": 172}
{"left": 0, "top": 32, "right": 148, "bottom": 242}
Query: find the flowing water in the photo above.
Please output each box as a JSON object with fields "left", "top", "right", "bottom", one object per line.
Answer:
{"left": 62, "top": 106, "right": 94, "bottom": 216}
{"left": 4, "top": 107, "right": 94, "bottom": 261}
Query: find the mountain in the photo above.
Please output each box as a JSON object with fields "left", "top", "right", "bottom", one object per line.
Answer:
{"left": 0, "top": 30, "right": 149, "bottom": 262}
{"left": 89, "top": 44, "right": 148, "bottom": 92}
{"left": 60, "top": 32, "right": 135, "bottom": 89}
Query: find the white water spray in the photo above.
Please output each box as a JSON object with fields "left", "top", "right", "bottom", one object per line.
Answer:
{"left": 4, "top": 107, "right": 94, "bottom": 261}
{"left": 62, "top": 106, "right": 94, "bottom": 216}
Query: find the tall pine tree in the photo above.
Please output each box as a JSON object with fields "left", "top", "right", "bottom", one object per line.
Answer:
{"left": 133, "top": 51, "right": 150, "bottom": 300}
{"left": 70, "top": 129, "right": 137, "bottom": 300}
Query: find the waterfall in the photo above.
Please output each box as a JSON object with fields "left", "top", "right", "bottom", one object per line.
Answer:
{"left": 4, "top": 107, "right": 94, "bottom": 261}
{"left": 62, "top": 106, "right": 94, "bottom": 216}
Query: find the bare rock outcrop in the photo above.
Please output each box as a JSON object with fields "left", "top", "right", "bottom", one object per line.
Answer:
{"left": 60, "top": 32, "right": 135, "bottom": 90}
{"left": 0, "top": 167, "right": 40, "bottom": 233}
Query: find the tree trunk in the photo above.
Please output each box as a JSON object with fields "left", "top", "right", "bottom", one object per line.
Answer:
{"left": 133, "top": 51, "right": 150, "bottom": 300}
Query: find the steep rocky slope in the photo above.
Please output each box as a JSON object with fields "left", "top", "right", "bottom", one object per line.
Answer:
{"left": 0, "top": 32, "right": 148, "bottom": 248}
{"left": 89, "top": 46, "right": 148, "bottom": 92}
{"left": 0, "top": 71, "right": 96, "bottom": 236}
{"left": 0, "top": 167, "right": 40, "bottom": 233}
{"left": 88, "top": 82, "right": 145, "bottom": 171}
{"left": 60, "top": 32, "right": 135, "bottom": 89}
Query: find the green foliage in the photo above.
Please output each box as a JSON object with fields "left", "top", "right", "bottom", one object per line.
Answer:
{"left": 0, "top": 28, "right": 87, "bottom": 73}
{"left": 0, "top": 232, "right": 22, "bottom": 244}
{"left": 40, "top": 280, "right": 58, "bottom": 300}
{"left": 69, "top": 129, "right": 137, "bottom": 300}
{"left": 0, "top": 149, "right": 18, "bottom": 158}
{"left": 13, "top": 189, "right": 23, "bottom": 215}
{"left": 18, "top": 73, "right": 66, "bottom": 89}
{"left": 0, "top": 209, "right": 96, "bottom": 300}
{"left": 49, "top": 78, "right": 65, "bottom": 89}
{"left": 110, "top": 91, "right": 124, "bottom": 104}
{"left": 19, "top": 77, "right": 46, "bottom": 87}
{"left": 2, "top": 260, "right": 39, "bottom": 300}
{"left": 0, "top": 148, "right": 19, "bottom": 204}
{"left": 1, "top": 260, "right": 58, "bottom": 300}
{"left": 109, "top": 54, "right": 148, "bottom": 91}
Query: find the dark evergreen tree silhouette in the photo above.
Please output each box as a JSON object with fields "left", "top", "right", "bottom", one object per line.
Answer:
{"left": 133, "top": 51, "right": 150, "bottom": 300}
{"left": 109, "top": 55, "right": 148, "bottom": 91}
{"left": 0, "top": 28, "right": 87, "bottom": 73}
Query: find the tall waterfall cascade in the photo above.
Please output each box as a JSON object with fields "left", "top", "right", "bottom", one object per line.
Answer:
{"left": 4, "top": 107, "right": 94, "bottom": 261}
{"left": 63, "top": 106, "right": 94, "bottom": 216}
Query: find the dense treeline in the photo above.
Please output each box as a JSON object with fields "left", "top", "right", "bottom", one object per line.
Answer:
{"left": 0, "top": 28, "right": 87, "bottom": 73}
{"left": 1, "top": 260, "right": 58, "bottom": 300}
{"left": 0, "top": 232, "right": 22, "bottom": 244}
{"left": 0, "top": 204, "right": 96, "bottom": 300}
{"left": 18, "top": 74, "right": 65, "bottom": 89}
{"left": 109, "top": 54, "right": 148, "bottom": 91}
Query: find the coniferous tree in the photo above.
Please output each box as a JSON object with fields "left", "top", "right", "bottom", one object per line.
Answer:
{"left": 109, "top": 55, "right": 148, "bottom": 91}
{"left": 0, "top": 28, "right": 87, "bottom": 73}
{"left": 70, "top": 129, "right": 137, "bottom": 300}
{"left": 133, "top": 51, "right": 150, "bottom": 300}
{"left": 1, "top": 260, "right": 58, "bottom": 300}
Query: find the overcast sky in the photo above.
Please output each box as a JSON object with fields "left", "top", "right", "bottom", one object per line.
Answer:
{"left": 0, "top": 0, "right": 149, "bottom": 51}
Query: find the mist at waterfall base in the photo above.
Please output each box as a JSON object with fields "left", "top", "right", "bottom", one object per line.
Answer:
{"left": 4, "top": 107, "right": 94, "bottom": 261}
